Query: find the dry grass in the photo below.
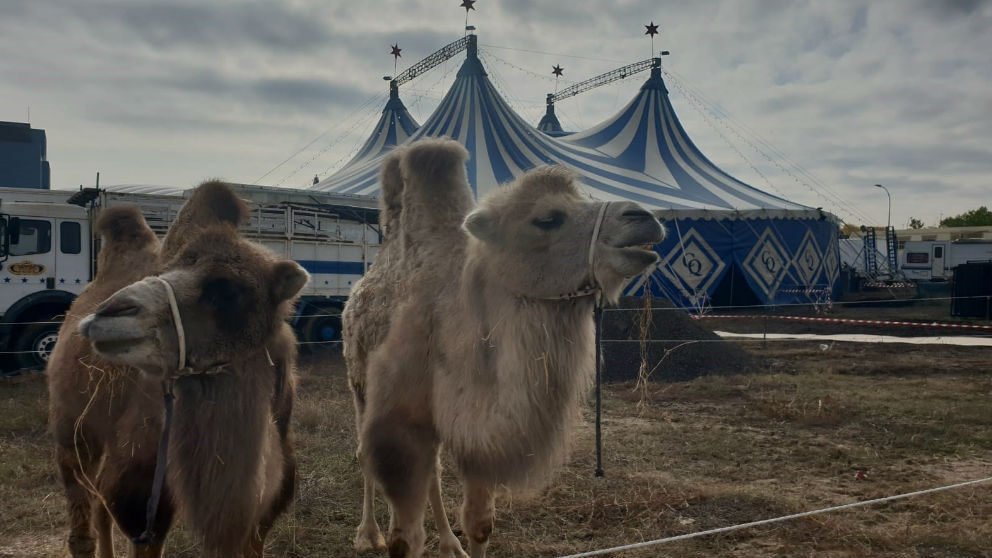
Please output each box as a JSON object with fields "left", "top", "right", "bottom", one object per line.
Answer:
{"left": 1, "top": 341, "right": 990, "bottom": 557}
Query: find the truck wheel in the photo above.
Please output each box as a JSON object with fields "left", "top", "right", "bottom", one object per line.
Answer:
{"left": 14, "top": 322, "right": 62, "bottom": 371}
{"left": 303, "top": 311, "right": 343, "bottom": 352}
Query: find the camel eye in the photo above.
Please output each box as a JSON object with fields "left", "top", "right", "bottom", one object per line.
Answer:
{"left": 531, "top": 211, "right": 565, "bottom": 231}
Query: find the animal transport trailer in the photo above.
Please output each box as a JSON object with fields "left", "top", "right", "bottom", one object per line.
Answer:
{"left": 0, "top": 184, "right": 382, "bottom": 371}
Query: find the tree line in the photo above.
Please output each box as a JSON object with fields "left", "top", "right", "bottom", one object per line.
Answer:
{"left": 908, "top": 206, "right": 991, "bottom": 229}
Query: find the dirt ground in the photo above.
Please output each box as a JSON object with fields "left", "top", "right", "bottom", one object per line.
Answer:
{"left": 1, "top": 302, "right": 990, "bottom": 557}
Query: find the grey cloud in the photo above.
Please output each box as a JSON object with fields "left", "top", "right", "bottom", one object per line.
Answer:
{"left": 1, "top": 0, "right": 989, "bottom": 225}
{"left": 826, "top": 144, "right": 992, "bottom": 174}
{"left": 755, "top": 91, "right": 811, "bottom": 114}
{"left": 63, "top": 1, "right": 331, "bottom": 51}
{"left": 253, "top": 78, "right": 369, "bottom": 111}
{"left": 918, "top": 0, "right": 990, "bottom": 19}
{"left": 159, "top": 69, "right": 374, "bottom": 110}
{"left": 95, "top": 110, "right": 269, "bottom": 134}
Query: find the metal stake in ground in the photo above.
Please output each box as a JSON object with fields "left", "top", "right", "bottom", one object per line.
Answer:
{"left": 594, "top": 304, "right": 604, "bottom": 477}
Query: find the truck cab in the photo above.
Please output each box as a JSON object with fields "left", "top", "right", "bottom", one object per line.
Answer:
{"left": 0, "top": 200, "right": 90, "bottom": 370}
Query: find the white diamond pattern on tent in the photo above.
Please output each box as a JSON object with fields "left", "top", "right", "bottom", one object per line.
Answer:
{"left": 659, "top": 228, "right": 727, "bottom": 299}
{"left": 823, "top": 236, "right": 840, "bottom": 287}
{"left": 794, "top": 229, "right": 823, "bottom": 286}
{"left": 743, "top": 228, "right": 790, "bottom": 297}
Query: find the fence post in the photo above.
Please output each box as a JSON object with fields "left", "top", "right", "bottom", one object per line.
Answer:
{"left": 594, "top": 304, "right": 604, "bottom": 478}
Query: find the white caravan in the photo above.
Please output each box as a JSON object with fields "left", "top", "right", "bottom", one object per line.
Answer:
{"left": 0, "top": 185, "right": 381, "bottom": 371}
{"left": 900, "top": 240, "right": 992, "bottom": 282}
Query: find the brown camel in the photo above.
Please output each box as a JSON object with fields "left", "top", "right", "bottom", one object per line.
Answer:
{"left": 49, "top": 181, "right": 306, "bottom": 557}
{"left": 344, "top": 138, "right": 665, "bottom": 557}
{"left": 48, "top": 205, "right": 173, "bottom": 558}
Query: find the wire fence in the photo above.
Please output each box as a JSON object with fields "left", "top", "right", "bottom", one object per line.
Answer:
{"left": 3, "top": 293, "right": 989, "bottom": 359}
{"left": 4, "top": 294, "right": 990, "bottom": 327}
{"left": 557, "top": 476, "right": 992, "bottom": 558}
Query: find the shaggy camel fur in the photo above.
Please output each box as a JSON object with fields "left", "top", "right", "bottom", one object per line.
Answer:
{"left": 48, "top": 206, "right": 172, "bottom": 558}
{"left": 344, "top": 149, "right": 465, "bottom": 556}
{"left": 50, "top": 181, "right": 306, "bottom": 556}
{"left": 344, "top": 138, "right": 665, "bottom": 557}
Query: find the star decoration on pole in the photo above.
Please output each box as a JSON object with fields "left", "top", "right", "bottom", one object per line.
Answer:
{"left": 390, "top": 43, "right": 401, "bottom": 73}
{"left": 552, "top": 64, "right": 563, "bottom": 94}
{"left": 461, "top": 0, "right": 476, "bottom": 33}
{"left": 645, "top": 21, "right": 659, "bottom": 57}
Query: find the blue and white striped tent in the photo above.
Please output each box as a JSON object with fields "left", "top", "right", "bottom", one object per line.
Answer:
{"left": 322, "top": 84, "right": 420, "bottom": 187}
{"left": 314, "top": 34, "right": 840, "bottom": 309}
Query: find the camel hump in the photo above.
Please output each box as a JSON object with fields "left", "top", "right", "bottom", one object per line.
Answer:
{"left": 162, "top": 180, "right": 250, "bottom": 260}
{"left": 397, "top": 138, "right": 474, "bottom": 247}
{"left": 183, "top": 180, "right": 250, "bottom": 227}
{"left": 94, "top": 205, "right": 159, "bottom": 282}
{"left": 94, "top": 205, "right": 157, "bottom": 248}
{"left": 379, "top": 147, "right": 406, "bottom": 234}
{"left": 399, "top": 137, "right": 469, "bottom": 186}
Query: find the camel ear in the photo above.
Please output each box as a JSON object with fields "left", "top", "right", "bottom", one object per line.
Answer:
{"left": 270, "top": 260, "right": 309, "bottom": 302}
{"left": 463, "top": 209, "right": 498, "bottom": 244}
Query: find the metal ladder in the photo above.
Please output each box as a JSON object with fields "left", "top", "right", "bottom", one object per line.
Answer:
{"left": 863, "top": 227, "right": 879, "bottom": 276}
{"left": 885, "top": 226, "right": 898, "bottom": 275}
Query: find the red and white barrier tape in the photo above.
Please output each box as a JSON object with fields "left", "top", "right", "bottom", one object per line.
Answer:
{"left": 692, "top": 314, "right": 992, "bottom": 331}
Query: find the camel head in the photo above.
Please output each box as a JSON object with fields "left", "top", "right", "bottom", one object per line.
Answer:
{"left": 79, "top": 228, "right": 308, "bottom": 376}
{"left": 463, "top": 166, "right": 665, "bottom": 303}
{"left": 79, "top": 180, "right": 308, "bottom": 376}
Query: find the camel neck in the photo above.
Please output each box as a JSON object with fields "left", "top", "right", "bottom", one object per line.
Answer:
{"left": 439, "top": 273, "right": 596, "bottom": 488}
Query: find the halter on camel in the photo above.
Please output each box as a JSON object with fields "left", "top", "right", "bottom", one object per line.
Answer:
{"left": 538, "top": 201, "right": 611, "bottom": 302}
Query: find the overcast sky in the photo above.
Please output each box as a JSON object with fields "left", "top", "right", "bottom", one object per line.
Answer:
{"left": 2, "top": 0, "right": 989, "bottom": 227}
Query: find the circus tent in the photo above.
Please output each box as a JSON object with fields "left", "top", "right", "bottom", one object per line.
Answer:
{"left": 314, "top": 34, "right": 840, "bottom": 309}
{"left": 317, "top": 83, "right": 420, "bottom": 189}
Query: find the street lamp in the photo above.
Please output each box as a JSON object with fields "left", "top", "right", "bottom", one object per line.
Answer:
{"left": 874, "top": 184, "right": 891, "bottom": 230}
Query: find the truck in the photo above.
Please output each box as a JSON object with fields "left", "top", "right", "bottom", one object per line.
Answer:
{"left": 900, "top": 239, "right": 992, "bottom": 282}
{"left": 0, "top": 184, "right": 382, "bottom": 371}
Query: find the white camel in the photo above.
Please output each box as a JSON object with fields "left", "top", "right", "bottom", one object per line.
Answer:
{"left": 345, "top": 138, "right": 665, "bottom": 557}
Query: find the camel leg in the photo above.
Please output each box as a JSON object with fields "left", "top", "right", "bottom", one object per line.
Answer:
{"left": 57, "top": 445, "right": 98, "bottom": 558}
{"left": 102, "top": 459, "right": 173, "bottom": 558}
{"left": 430, "top": 457, "right": 467, "bottom": 558}
{"left": 460, "top": 479, "right": 495, "bottom": 558}
{"left": 364, "top": 417, "right": 436, "bottom": 558}
{"left": 355, "top": 471, "right": 387, "bottom": 551}
{"left": 245, "top": 444, "right": 297, "bottom": 558}
{"left": 92, "top": 501, "right": 114, "bottom": 558}
{"left": 352, "top": 387, "right": 387, "bottom": 552}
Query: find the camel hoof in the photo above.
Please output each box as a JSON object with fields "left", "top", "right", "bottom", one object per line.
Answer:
{"left": 354, "top": 530, "right": 387, "bottom": 553}
{"left": 438, "top": 539, "right": 469, "bottom": 558}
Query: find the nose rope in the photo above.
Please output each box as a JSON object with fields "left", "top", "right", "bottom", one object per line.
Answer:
{"left": 589, "top": 201, "right": 610, "bottom": 272}
{"left": 148, "top": 276, "right": 186, "bottom": 371}
{"left": 132, "top": 275, "right": 184, "bottom": 548}
{"left": 539, "top": 201, "right": 611, "bottom": 301}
